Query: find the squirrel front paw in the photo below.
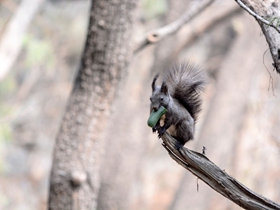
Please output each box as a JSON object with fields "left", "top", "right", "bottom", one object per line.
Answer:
{"left": 152, "top": 124, "right": 160, "bottom": 133}
{"left": 158, "top": 127, "right": 166, "bottom": 137}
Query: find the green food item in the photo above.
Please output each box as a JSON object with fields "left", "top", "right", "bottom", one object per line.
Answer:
{"left": 147, "top": 106, "right": 167, "bottom": 127}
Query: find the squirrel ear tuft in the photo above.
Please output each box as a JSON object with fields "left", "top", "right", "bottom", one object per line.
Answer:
{"left": 152, "top": 74, "right": 159, "bottom": 92}
{"left": 161, "top": 82, "right": 169, "bottom": 95}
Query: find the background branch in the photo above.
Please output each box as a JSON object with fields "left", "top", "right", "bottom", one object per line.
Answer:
{"left": 0, "top": 0, "right": 45, "bottom": 81}
{"left": 133, "top": 0, "right": 214, "bottom": 54}
{"left": 161, "top": 133, "right": 280, "bottom": 210}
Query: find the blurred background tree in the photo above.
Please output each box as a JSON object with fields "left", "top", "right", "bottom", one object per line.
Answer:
{"left": 0, "top": 0, "right": 279, "bottom": 209}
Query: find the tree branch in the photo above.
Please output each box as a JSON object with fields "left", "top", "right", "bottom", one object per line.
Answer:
{"left": 234, "top": 0, "right": 280, "bottom": 34}
{"left": 133, "top": 0, "right": 214, "bottom": 54}
{"left": 160, "top": 133, "right": 280, "bottom": 210}
{"left": 234, "top": 0, "right": 280, "bottom": 74}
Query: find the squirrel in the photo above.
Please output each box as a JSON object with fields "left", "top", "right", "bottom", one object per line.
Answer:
{"left": 149, "top": 62, "right": 206, "bottom": 147}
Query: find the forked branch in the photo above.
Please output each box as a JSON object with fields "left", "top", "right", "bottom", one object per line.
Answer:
{"left": 234, "top": 0, "right": 280, "bottom": 34}
{"left": 233, "top": 0, "right": 280, "bottom": 73}
{"left": 161, "top": 133, "right": 280, "bottom": 210}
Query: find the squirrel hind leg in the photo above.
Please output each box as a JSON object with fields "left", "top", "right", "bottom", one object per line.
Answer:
{"left": 175, "top": 121, "right": 194, "bottom": 145}
{"left": 173, "top": 139, "right": 183, "bottom": 150}
{"left": 169, "top": 134, "right": 184, "bottom": 149}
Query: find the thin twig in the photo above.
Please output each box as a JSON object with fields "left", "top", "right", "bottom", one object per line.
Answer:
{"left": 133, "top": 0, "right": 214, "bottom": 54}
{"left": 160, "top": 133, "right": 280, "bottom": 210}
{"left": 234, "top": 0, "right": 280, "bottom": 34}
{"left": 262, "top": 47, "right": 276, "bottom": 96}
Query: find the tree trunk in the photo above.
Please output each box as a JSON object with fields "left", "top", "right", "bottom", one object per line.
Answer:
{"left": 48, "top": 0, "right": 137, "bottom": 209}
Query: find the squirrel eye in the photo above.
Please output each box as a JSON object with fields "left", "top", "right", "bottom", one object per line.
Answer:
{"left": 160, "top": 97, "right": 164, "bottom": 101}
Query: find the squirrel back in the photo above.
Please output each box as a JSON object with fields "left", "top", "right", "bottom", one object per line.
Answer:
{"left": 163, "top": 63, "right": 206, "bottom": 123}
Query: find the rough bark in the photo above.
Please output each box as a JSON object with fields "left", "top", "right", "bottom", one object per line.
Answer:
{"left": 236, "top": 0, "right": 280, "bottom": 74}
{"left": 161, "top": 133, "right": 280, "bottom": 210}
{"left": 48, "top": 0, "right": 137, "bottom": 209}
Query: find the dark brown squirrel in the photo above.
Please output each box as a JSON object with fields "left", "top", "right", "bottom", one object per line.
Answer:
{"left": 150, "top": 62, "right": 206, "bottom": 147}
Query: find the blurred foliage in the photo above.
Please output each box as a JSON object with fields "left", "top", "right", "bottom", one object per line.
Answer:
{"left": 0, "top": 123, "right": 12, "bottom": 174}
{"left": 0, "top": 102, "right": 14, "bottom": 120}
{"left": 141, "top": 0, "right": 168, "bottom": 20}
{"left": 0, "top": 75, "right": 16, "bottom": 98}
{"left": 0, "top": 124, "right": 12, "bottom": 143}
{"left": 23, "top": 34, "right": 55, "bottom": 70}
{"left": 0, "top": 191, "right": 8, "bottom": 209}
{"left": 0, "top": 75, "right": 16, "bottom": 145}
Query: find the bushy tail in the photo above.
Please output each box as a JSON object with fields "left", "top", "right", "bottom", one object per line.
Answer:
{"left": 164, "top": 62, "right": 206, "bottom": 122}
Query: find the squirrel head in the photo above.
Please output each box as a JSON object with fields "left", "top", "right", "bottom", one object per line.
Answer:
{"left": 150, "top": 75, "right": 171, "bottom": 112}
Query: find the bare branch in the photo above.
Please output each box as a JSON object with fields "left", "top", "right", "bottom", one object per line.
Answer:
{"left": 160, "top": 133, "right": 280, "bottom": 210}
{"left": 259, "top": 22, "right": 280, "bottom": 74}
{"left": 234, "top": 0, "right": 280, "bottom": 74}
{"left": 234, "top": 0, "right": 280, "bottom": 34}
{"left": 0, "top": 0, "right": 45, "bottom": 81}
{"left": 133, "top": 0, "right": 214, "bottom": 54}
